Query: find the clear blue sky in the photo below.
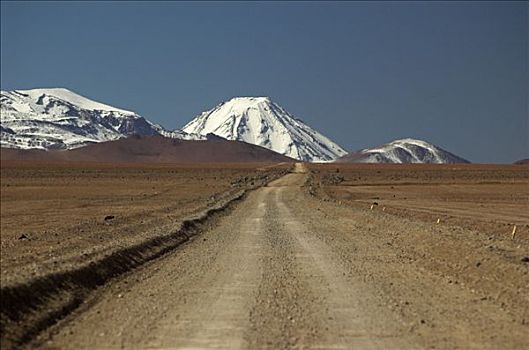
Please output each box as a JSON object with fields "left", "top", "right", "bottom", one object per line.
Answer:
{"left": 1, "top": 1, "right": 527, "bottom": 163}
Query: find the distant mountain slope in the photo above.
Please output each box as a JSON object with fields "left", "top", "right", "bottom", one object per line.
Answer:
{"left": 0, "top": 88, "right": 201, "bottom": 150}
{"left": 513, "top": 158, "right": 529, "bottom": 165}
{"left": 182, "top": 97, "right": 347, "bottom": 162}
{"left": 0, "top": 135, "right": 294, "bottom": 163}
{"left": 336, "top": 138, "right": 470, "bottom": 164}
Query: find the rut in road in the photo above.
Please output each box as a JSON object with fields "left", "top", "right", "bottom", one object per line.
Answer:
{"left": 40, "top": 164, "right": 529, "bottom": 349}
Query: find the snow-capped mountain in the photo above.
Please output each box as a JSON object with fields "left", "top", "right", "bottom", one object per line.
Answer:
{"left": 0, "top": 88, "right": 202, "bottom": 150}
{"left": 182, "top": 97, "right": 347, "bottom": 162}
{"left": 336, "top": 138, "right": 470, "bottom": 164}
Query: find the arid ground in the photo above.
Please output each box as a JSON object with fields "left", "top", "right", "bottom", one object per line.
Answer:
{"left": 0, "top": 161, "right": 289, "bottom": 287}
{"left": 1, "top": 161, "right": 528, "bottom": 349}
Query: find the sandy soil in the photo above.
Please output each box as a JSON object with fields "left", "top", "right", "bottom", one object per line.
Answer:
{"left": 13, "top": 163, "right": 524, "bottom": 349}
{"left": 1, "top": 162, "right": 528, "bottom": 349}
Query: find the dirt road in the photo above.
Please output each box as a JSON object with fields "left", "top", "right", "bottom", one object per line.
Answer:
{"left": 38, "top": 164, "right": 528, "bottom": 349}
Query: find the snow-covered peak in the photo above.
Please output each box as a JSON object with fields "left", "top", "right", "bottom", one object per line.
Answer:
{"left": 228, "top": 96, "right": 271, "bottom": 104}
{"left": 392, "top": 138, "right": 440, "bottom": 149}
{"left": 6, "top": 88, "right": 137, "bottom": 115}
{"left": 337, "top": 138, "right": 470, "bottom": 164}
{"left": 367, "top": 138, "right": 436, "bottom": 154}
{"left": 1, "top": 88, "right": 201, "bottom": 150}
{"left": 182, "top": 96, "right": 347, "bottom": 162}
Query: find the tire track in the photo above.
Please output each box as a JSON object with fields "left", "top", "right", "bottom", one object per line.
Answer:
{"left": 246, "top": 188, "right": 321, "bottom": 349}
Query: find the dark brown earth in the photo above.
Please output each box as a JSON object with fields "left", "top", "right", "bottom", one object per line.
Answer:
{"left": 1, "top": 161, "right": 528, "bottom": 349}
{"left": 0, "top": 135, "right": 294, "bottom": 164}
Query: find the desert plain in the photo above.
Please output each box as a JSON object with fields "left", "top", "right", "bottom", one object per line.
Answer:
{"left": 1, "top": 160, "right": 528, "bottom": 349}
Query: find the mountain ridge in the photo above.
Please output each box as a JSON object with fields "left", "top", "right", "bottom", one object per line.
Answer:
{"left": 336, "top": 138, "right": 470, "bottom": 164}
{"left": 0, "top": 88, "right": 203, "bottom": 150}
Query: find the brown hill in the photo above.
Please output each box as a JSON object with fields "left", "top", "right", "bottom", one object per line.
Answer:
{"left": 0, "top": 135, "right": 294, "bottom": 164}
{"left": 514, "top": 158, "right": 529, "bottom": 165}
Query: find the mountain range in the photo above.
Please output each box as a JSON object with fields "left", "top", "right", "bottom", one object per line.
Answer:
{"left": 1, "top": 88, "right": 471, "bottom": 163}
{"left": 0, "top": 88, "right": 201, "bottom": 150}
